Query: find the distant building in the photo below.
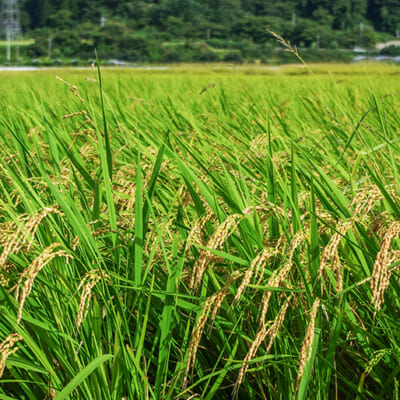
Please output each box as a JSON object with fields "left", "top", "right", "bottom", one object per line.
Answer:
{"left": 376, "top": 40, "right": 400, "bottom": 50}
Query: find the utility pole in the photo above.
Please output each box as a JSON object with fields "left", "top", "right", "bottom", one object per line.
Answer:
{"left": 0, "top": 0, "right": 21, "bottom": 63}
{"left": 359, "top": 22, "right": 364, "bottom": 48}
{"left": 48, "top": 36, "right": 52, "bottom": 59}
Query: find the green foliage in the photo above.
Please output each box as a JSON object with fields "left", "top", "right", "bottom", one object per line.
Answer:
{"left": 27, "top": 34, "right": 48, "bottom": 57}
{"left": 222, "top": 49, "right": 243, "bottom": 62}
{"left": 380, "top": 44, "right": 400, "bottom": 56}
{"left": 17, "top": 0, "right": 400, "bottom": 62}
{"left": 52, "top": 30, "right": 81, "bottom": 57}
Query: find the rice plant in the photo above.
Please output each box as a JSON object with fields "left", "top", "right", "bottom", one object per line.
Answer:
{"left": 0, "top": 64, "right": 400, "bottom": 399}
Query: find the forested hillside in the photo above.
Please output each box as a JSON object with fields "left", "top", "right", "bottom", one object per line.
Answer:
{"left": 15, "top": 0, "right": 400, "bottom": 63}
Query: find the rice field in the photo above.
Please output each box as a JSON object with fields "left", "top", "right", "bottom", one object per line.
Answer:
{"left": 1, "top": 64, "right": 400, "bottom": 399}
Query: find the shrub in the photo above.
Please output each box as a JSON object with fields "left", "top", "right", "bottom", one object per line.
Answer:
{"left": 223, "top": 50, "right": 243, "bottom": 63}
{"left": 380, "top": 45, "right": 400, "bottom": 56}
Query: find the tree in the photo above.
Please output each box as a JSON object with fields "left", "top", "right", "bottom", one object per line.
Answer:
{"left": 20, "top": 0, "right": 400, "bottom": 62}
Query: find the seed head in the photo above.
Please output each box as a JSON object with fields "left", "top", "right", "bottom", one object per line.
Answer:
{"left": 0, "top": 207, "right": 62, "bottom": 269}
{"left": 296, "top": 298, "right": 320, "bottom": 391}
{"left": 0, "top": 333, "right": 23, "bottom": 378}
{"left": 371, "top": 221, "right": 400, "bottom": 311}
{"left": 15, "top": 243, "right": 71, "bottom": 324}
{"left": 190, "top": 214, "right": 242, "bottom": 291}
{"left": 77, "top": 269, "right": 110, "bottom": 328}
{"left": 318, "top": 219, "right": 354, "bottom": 293}
{"left": 233, "top": 300, "right": 290, "bottom": 397}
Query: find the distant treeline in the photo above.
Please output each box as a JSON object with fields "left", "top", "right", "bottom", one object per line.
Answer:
{"left": 14, "top": 0, "right": 400, "bottom": 62}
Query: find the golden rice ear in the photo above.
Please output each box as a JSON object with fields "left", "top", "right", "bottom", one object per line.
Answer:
{"left": 56, "top": 76, "right": 84, "bottom": 102}
{"left": 210, "top": 270, "right": 241, "bottom": 322}
{"left": 0, "top": 207, "right": 63, "bottom": 269}
{"left": 258, "top": 231, "right": 306, "bottom": 326}
{"left": 184, "top": 271, "right": 241, "bottom": 388}
{"left": 234, "top": 248, "right": 275, "bottom": 303}
{"left": 0, "top": 260, "right": 13, "bottom": 287}
{"left": 76, "top": 269, "right": 110, "bottom": 328}
{"left": 0, "top": 333, "right": 23, "bottom": 378}
{"left": 186, "top": 207, "right": 215, "bottom": 249}
{"left": 183, "top": 294, "right": 215, "bottom": 389}
{"left": 371, "top": 221, "right": 400, "bottom": 312}
{"left": 15, "top": 243, "right": 71, "bottom": 324}
{"left": 318, "top": 218, "right": 354, "bottom": 293}
{"left": 233, "top": 299, "right": 290, "bottom": 397}
{"left": 249, "top": 134, "right": 273, "bottom": 159}
{"left": 351, "top": 185, "right": 382, "bottom": 217}
{"left": 267, "top": 29, "right": 305, "bottom": 65}
{"left": 296, "top": 298, "right": 320, "bottom": 392}
{"left": 190, "top": 214, "right": 242, "bottom": 291}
